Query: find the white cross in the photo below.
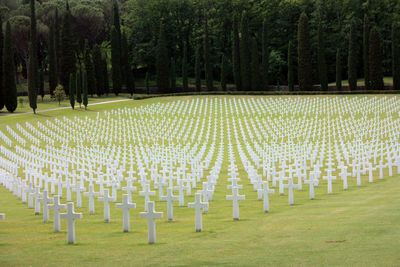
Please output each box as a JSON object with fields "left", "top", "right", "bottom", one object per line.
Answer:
{"left": 339, "top": 166, "right": 350, "bottom": 190}
{"left": 188, "top": 193, "right": 208, "bottom": 232}
{"left": 160, "top": 188, "right": 179, "bottom": 221}
{"left": 226, "top": 187, "right": 245, "bottom": 220}
{"left": 140, "top": 201, "right": 163, "bottom": 244}
{"left": 139, "top": 184, "right": 156, "bottom": 211}
{"left": 38, "top": 190, "right": 52, "bottom": 222}
{"left": 323, "top": 170, "right": 336, "bottom": 194}
{"left": 174, "top": 179, "right": 186, "bottom": 207}
{"left": 72, "top": 182, "right": 85, "bottom": 208}
{"left": 116, "top": 194, "right": 137, "bottom": 232}
{"left": 122, "top": 180, "right": 137, "bottom": 203}
{"left": 83, "top": 184, "right": 100, "bottom": 214}
{"left": 98, "top": 189, "right": 115, "bottom": 222}
{"left": 260, "top": 181, "right": 274, "bottom": 213}
{"left": 376, "top": 160, "right": 386, "bottom": 179}
{"left": 48, "top": 195, "right": 67, "bottom": 232}
{"left": 60, "top": 202, "right": 83, "bottom": 244}
{"left": 31, "top": 187, "right": 43, "bottom": 215}
{"left": 304, "top": 172, "right": 319, "bottom": 200}
{"left": 283, "top": 177, "right": 299, "bottom": 205}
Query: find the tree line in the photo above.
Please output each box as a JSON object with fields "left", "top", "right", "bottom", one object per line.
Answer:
{"left": 0, "top": 0, "right": 399, "bottom": 113}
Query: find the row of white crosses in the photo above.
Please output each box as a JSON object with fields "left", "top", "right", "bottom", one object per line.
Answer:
{"left": 1, "top": 96, "right": 400, "bottom": 244}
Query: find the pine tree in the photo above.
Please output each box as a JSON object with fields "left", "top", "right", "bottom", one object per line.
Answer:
{"left": 69, "top": 73, "right": 75, "bottom": 109}
{"left": 111, "top": 26, "right": 121, "bottom": 96}
{"left": 84, "top": 40, "right": 96, "bottom": 97}
{"left": 220, "top": 54, "right": 227, "bottom": 91}
{"left": 170, "top": 57, "right": 176, "bottom": 91}
{"left": 392, "top": 22, "right": 400, "bottom": 90}
{"left": 82, "top": 70, "right": 88, "bottom": 109}
{"left": 121, "top": 32, "right": 134, "bottom": 96}
{"left": 317, "top": 20, "right": 328, "bottom": 91}
{"left": 369, "top": 27, "right": 383, "bottom": 90}
{"left": 232, "top": 15, "right": 241, "bottom": 91}
{"left": 251, "top": 38, "right": 260, "bottom": 91}
{"left": 261, "top": 19, "right": 269, "bottom": 91}
{"left": 298, "top": 12, "right": 313, "bottom": 91}
{"left": 363, "top": 15, "right": 370, "bottom": 90}
{"left": 336, "top": 48, "right": 342, "bottom": 90}
{"left": 39, "top": 68, "right": 44, "bottom": 100}
{"left": 3, "top": 22, "right": 17, "bottom": 113}
{"left": 76, "top": 69, "right": 82, "bottom": 108}
{"left": 348, "top": 20, "right": 358, "bottom": 91}
{"left": 0, "top": 17, "right": 4, "bottom": 111}
{"left": 55, "top": 8, "right": 61, "bottom": 83}
{"left": 156, "top": 22, "right": 170, "bottom": 93}
{"left": 92, "top": 45, "right": 104, "bottom": 96}
{"left": 48, "top": 24, "right": 57, "bottom": 95}
{"left": 203, "top": 18, "right": 213, "bottom": 91}
{"left": 103, "top": 56, "right": 110, "bottom": 95}
{"left": 288, "top": 40, "right": 294, "bottom": 92}
{"left": 113, "top": 1, "right": 121, "bottom": 39}
{"left": 240, "top": 11, "right": 251, "bottom": 91}
{"left": 60, "top": 1, "right": 76, "bottom": 95}
{"left": 28, "top": 0, "right": 38, "bottom": 113}
{"left": 145, "top": 71, "right": 150, "bottom": 94}
{"left": 195, "top": 45, "right": 201, "bottom": 92}
{"left": 182, "top": 41, "right": 188, "bottom": 91}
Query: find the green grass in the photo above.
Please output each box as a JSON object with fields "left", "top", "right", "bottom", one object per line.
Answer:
{"left": 0, "top": 96, "right": 399, "bottom": 266}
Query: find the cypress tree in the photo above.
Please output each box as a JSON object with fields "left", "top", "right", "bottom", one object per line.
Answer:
{"left": 69, "top": 73, "right": 75, "bottom": 109}
{"left": 55, "top": 8, "right": 61, "bottom": 83}
{"left": 60, "top": 1, "right": 76, "bottom": 95}
{"left": 195, "top": 45, "right": 201, "bottom": 92}
{"left": 348, "top": 20, "right": 358, "bottom": 91}
{"left": 251, "top": 38, "right": 260, "bottom": 91}
{"left": 84, "top": 40, "right": 96, "bottom": 97}
{"left": 240, "top": 11, "right": 251, "bottom": 91}
{"left": 28, "top": 0, "right": 38, "bottom": 113}
{"left": 111, "top": 26, "right": 121, "bottom": 95}
{"left": 317, "top": 21, "right": 328, "bottom": 91}
{"left": 392, "top": 22, "right": 400, "bottom": 90}
{"left": 39, "top": 68, "right": 44, "bottom": 100}
{"left": 0, "top": 17, "right": 4, "bottom": 111}
{"left": 220, "top": 54, "right": 227, "bottom": 91}
{"left": 48, "top": 24, "right": 57, "bottom": 95}
{"left": 288, "top": 40, "right": 294, "bottom": 92}
{"left": 203, "top": 18, "right": 213, "bottom": 91}
{"left": 261, "top": 19, "right": 269, "bottom": 91}
{"left": 336, "top": 48, "right": 342, "bottom": 90}
{"left": 3, "top": 22, "right": 17, "bottom": 113}
{"left": 121, "top": 32, "right": 134, "bottom": 96}
{"left": 92, "top": 45, "right": 104, "bottom": 96}
{"left": 363, "top": 15, "right": 370, "bottom": 90}
{"left": 298, "top": 12, "right": 313, "bottom": 91}
{"left": 82, "top": 70, "right": 88, "bottom": 109}
{"left": 369, "top": 27, "right": 383, "bottom": 90}
{"left": 156, "top": 22, "right": 170, "bottom": 93}
{"left": 182, "top": 41, "right": 188, "bottom": 91}
{"left": 232, "top": 15, "right": 241, "bottom": 91}
{"left": 113, "top": 1, "right": 121, "bottom": 39}
{"left": 103, "top": 56, "right": 110, "bottom": 95}
{"left": 145, "top": 71, "right": 150, "bottom": 94}
{"left": 76, "top": 69, "right": 82, "bottom": 108}
{"left": 170, "top": 57, "right": 176, "bottom": 91}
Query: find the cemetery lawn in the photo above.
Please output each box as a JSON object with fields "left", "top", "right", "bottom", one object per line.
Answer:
{"left": 0, "top": 96, "right": 400, "bottom": 267}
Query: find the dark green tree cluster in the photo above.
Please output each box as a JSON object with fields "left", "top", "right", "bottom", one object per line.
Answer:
{"left": 27, "top": 0, "right": 38, "bottom": 113}
{"left": 392, "top": 23, "right": 400, "bottom": 90}
{"left": 298, "top": 13, "right": 313, "bottom": 91}
{"left": 156, "top": 22, "right": 170, "bottom": 93}
{"left": 369, "top": 27, "right": 383, "bottom": 90}
{"left": 3, "top": 22, "right": 17, "bottom": 112}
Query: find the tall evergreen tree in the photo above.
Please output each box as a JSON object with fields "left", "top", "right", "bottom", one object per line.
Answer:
{"left": 3, "top": 22, "right": 17, "bottom": 113}
{"left": 156, "top": 22, "right": 170, "bottom": 93}
{"left": 60, "top": 1, "right": 76, "bottom": 95}
{"left": 251, "top": 38, "right": 260, "bottom": 91}
{"left": 121, "top": 32, "right": 135, "bottom": 96}
{"left": 111, "top": 26, "right": 121, "bottom": 96}
{"left": 55, "top": 8, "right": 61, "bottom": 83}
{"left": 0, "top": 17, "right": 4, "bottom": 111}
{"left": 92, "top": 45, "right": 104, "bottom": 96}
{"left": 240, "top": 11, "right": 251, "bottom": 91}
{"left": 317, "top": 20, "right": 328, "bottom": 91}
{"left": 336, "top": 48, "right": 342, "bottom": 90}
{"left": 145, "top": 71, "right": 150, "bottom": 94}
{"left": 39, "top": 68, "right": 44, "bottom": 100}
{"left": 182, "top": 41, "right": 188, "bottom": 91}
{"left": 28, "top": 0, "right": 38, "bottom": 113}
{"left": 48, "top": 24, "right": 57, "bottom": 95}
{"left": 69, "top": 73, "right": 75, "bottom": 109}
{"left": 261, "top": 19, "right": 269, "bottom": 91}
{"left": 298, "top": 12, "right": 313, "bottom": 91}
{"left": 195, "top": 45, "right": 201, "bottom": 92}
{"left": 363, "top": 15, "right": 370, "bottom": 90}
{"left": 220, "top": 54, "right": 227, "bottom": 91}
{"left": 232, "top": 15, "right": 241, "bottom": 91}
{"left": 203, "top": 18, "right": 213, "bottom": 91}
{"left": 348, "top": 20, "right": 358, "bottom": 91}
{"left": 82, "top": 70, "right": 88, "bottom": 109}
{"left": 113, "top": 1, "right": 121, "bottom": 39}
{"left": 369, "top": 27, "right": 383, "bottom": 90}
{"left": 288, "top": 40, "right": 294, "bottom": 92}
{"left": 170, "top": 57, "right": 176, "bottom": 91}
{"left": 84, "top": 40, "right": 96, "bottom": 97}
{"left": 102, "top": 56, "right": 110, "bottom": 95}
{"left": 392, "top": 22, "right": 400, "bottom": 90}
{"left": 76, "top": 69, "right": 82, "bottom": 108}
